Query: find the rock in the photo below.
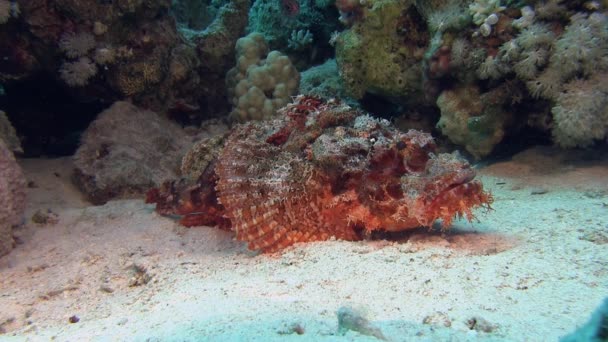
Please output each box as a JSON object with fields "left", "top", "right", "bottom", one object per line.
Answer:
{"left": 72, "top": 101, "right": 197, "bottom": 204}
{"left": 0, "top": 140, "right": 26, "bottom": 256}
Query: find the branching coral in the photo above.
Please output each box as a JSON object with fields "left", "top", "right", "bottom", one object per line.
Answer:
{"left": 477, "top": 55, "right": 509, "bottom": 80}
{"left": 533, "top": 0, "right": 569, "bottom": 21}
{"left": 287, "top": 29, "right": 314, "bottom": 51}
{"left": 488, "top": 22, "right": 554, "bottom": 81}
{"left": 525, "top": 12, "right": 608, "bottom": 100}
{"left": 467, "top": 7, "right": 608, "bottom": 148}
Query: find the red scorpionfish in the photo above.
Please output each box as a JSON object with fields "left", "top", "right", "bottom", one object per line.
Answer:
{"left": 147, "top": 96, "right": 493, "bottom": 253}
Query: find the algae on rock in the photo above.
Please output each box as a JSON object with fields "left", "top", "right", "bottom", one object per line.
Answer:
{"left": 335, "top": 0, "right": 428, "bottom": 102}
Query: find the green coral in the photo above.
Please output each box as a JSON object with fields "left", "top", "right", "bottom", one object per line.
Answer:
{"left": 247, "top": 0, "right": 336, "bottom": 51}
{"left": 171, "top": 0, "right": 219, "bottom": 31}
{"left": 299, "top": 59, "right": 349, "bottom": 100}
{"left": 335, "top": 0, "right": 426, "bottom": 100}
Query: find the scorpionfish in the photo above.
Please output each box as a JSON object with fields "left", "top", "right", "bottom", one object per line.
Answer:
{"left": 147, "top": 96, "right": 493, "bottom": 253}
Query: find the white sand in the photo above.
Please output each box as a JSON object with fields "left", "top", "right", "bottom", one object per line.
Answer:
{"left": 1, "top": 146, "right": 607, "bottom": 341}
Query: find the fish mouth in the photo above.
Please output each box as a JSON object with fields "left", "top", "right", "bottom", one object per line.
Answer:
{"left": 442, "top": 169, "right": 476, "bottom": 193}
{"left": 424, "top": 173, "right": 490, "bottom": 228}
{"left": 414, "top": 167, "right": 483, "bottom": 226}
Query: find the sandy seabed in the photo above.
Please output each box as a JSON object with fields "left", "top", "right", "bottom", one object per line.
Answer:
{"left": 0, "top": 146, "right": 607, "bottom": 341}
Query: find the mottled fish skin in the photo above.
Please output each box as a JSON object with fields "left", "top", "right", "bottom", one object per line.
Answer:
{"left": 148, "top": 96, "right": 493, "bottom": 253}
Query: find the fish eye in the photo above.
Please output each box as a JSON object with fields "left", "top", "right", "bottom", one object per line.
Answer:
{"left": 404, "top": 149, "right": 429, "bottom": 172}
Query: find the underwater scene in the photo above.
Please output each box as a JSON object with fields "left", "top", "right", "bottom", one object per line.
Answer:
{"left": 1, "top": 0, "right": 607, "bottom": 340}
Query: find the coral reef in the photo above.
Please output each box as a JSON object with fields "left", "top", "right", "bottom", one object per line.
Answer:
{"left": 147, "top": 96, "right": 492, "bottom": 253}
{"left": 2, "top": 0, "right": 179, "bottom": 102}
{"left": 551, "top": 73, "right": 608, "bottom": 147}
{"left": 2, "top": 0, "right": 606, "bottom": 171}
{"left": 425, "top": 2, "right": 608, "bottom": 151}
{"left": 225, "top": 32, "right": 300, "bottom": 121}
{"left": 72, "top": 101, "right": 200, "bottom": 204}
{"left": 171, "top": 0, "right": 219, "bottom": 31}
{"left": 0, "top": 139, "right": 26, "bottom": 257}
{"left": 246, "top": 0, "right": 338, "bottom": 53}
{"left": 180, "top": 0, "right": 250, "bottom": 116}
{"left": 529, "top": 12, "right": 608, "bottom": 146}
{"left": 469, "top": 0, "right": 505, "bottom": 26}
{"left": 436, "top": 85, "right": 511, "bottom": 159}
{"left": 299, "top": 59, "right": 349, "bottom": 101}
{"left": 0, "top": 0, "right": 249, "bottom": 119}
{"left": 335, "top": 0, "right": 428, "bottom": 101}
{"left": 287, "top": 29, "right": 314, "bottom": 51}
